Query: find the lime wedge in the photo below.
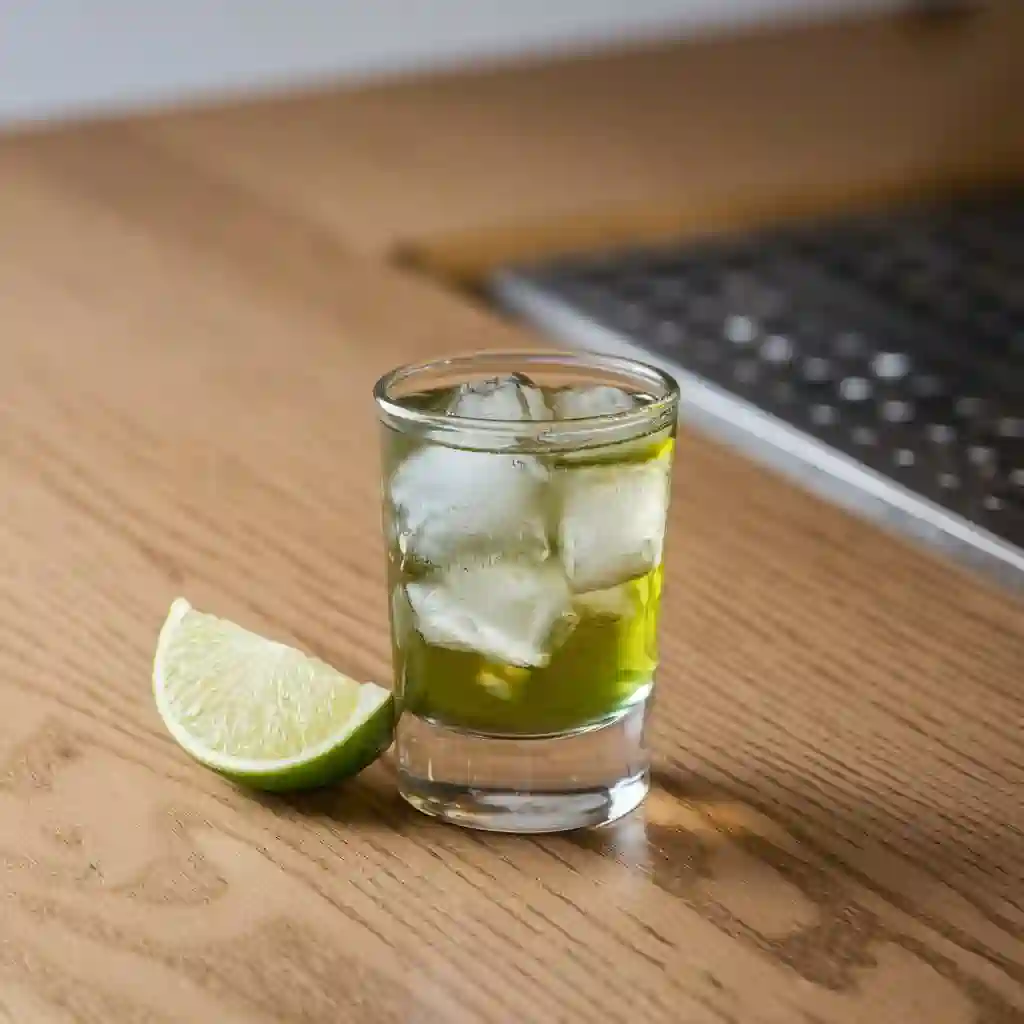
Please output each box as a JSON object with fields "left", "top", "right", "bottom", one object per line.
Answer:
{"left": 153, "top": 598, "right": 393, "bottom": 791}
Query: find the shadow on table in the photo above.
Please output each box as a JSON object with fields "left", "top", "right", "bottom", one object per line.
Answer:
{"left": 244, "top": 756, "right": 421, "bottom": 831}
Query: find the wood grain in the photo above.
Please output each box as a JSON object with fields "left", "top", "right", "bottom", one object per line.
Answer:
{"left": 142, "top": 3, "right": 1024, "bottom": 271}
{"left": 1, "top": 9, "right": 1023, "bottom": 1022}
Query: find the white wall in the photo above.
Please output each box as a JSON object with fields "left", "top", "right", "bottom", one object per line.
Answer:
{"left": 1, "top": 0, "right": 901, "bottom": 126}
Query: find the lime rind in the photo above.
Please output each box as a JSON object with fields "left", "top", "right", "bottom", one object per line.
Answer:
{"left": 153, "top": 598, "right": 393, "bottom": 791}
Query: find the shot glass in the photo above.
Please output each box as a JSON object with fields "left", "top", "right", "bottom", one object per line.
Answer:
{"left": 375, "top": 351, "right": 679, "bottom": 832}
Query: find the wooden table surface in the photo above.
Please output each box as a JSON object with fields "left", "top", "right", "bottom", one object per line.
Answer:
{"left": 1, "top": 8, "right": 1023, "bottom": 1023}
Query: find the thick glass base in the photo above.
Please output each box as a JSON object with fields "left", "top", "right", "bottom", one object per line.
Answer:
{"left": 395, "top": 697, "right": 651, "bottom": 833}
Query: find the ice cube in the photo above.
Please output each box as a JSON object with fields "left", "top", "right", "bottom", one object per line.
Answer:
{"left": 574, "top": 580, "right": 642, "bottom": 619}
{"left": 448, "top": 374, "right": 552, "bottom": 421}
{"left": 552, "top": 385, "right": 637, "bottom": 420}
{"left": 476, "top": 664, "right": 530, "bottom": 700}
{"left": 557, "top": 457, "right": 671, "bottom": 592}
{"left": 389, "top": 446, "right": 549, "bottom": 566}
{"left": 405, "top": 562, "right": 576, "bottom": 667}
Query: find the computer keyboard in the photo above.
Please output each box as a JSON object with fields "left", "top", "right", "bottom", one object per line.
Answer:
{"left": 490, "top": 191, "right": 1024, "bottom": 590}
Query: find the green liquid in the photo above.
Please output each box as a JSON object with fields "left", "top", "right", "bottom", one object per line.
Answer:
{"left": 383, "top": 386, "right": 672, "bottom": 738}
{"left": 397, "top": 567, "right": 661, "bottom": 736}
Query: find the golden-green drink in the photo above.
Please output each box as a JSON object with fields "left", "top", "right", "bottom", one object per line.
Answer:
{"left": 375, "top": 353, "right": 679, "bottom": 832}
{"left": 397, "top": 566, "right": 662, "bottom": 736}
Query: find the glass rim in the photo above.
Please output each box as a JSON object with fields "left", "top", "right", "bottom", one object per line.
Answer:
{"left": 373, "top": 350, "right": 680, "bottom": 444}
